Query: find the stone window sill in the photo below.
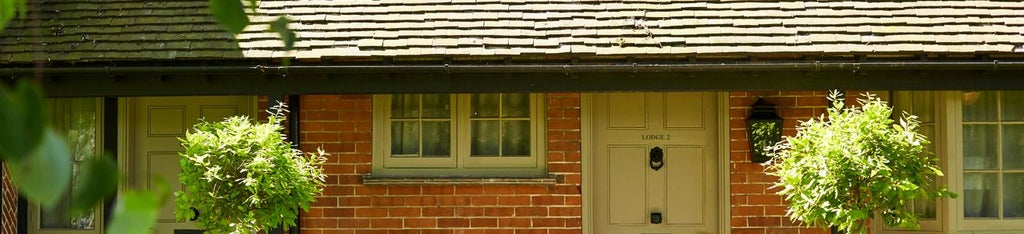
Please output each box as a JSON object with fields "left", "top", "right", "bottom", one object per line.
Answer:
{"left": 362, "top": 175, "right": 558, "bottom": 186}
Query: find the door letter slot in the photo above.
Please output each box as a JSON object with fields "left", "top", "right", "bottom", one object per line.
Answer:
{"left": 651, "top": 212, "right": 663, "bottom": 224}
{"left": 650, "top": 146, "right": 664, "bottom": 171}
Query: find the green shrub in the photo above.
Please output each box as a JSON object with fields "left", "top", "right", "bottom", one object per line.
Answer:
{"left": 176, "top": 103, "right": 326, "bottom": 233}
{"left": 767, "top": 92, "right": 956, "bottom": 234}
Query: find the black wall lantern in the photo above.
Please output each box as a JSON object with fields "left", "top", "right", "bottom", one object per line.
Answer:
{"left": 746, "top": 98, "right": 783, "bottom": 163}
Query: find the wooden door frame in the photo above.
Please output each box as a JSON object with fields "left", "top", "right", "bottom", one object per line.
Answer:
{"left": 580, "top": 92, "right": 731, "bottom": 234}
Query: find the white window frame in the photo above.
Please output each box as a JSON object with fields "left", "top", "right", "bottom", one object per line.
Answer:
{"left": 371, "top": 93, "right": 546, "bottom": 177}
{"left": 948, "top": 91, "right": 1024, "bottom": 231}
{"left": 879, "top": 91, "right": 1024, "bottom": 233}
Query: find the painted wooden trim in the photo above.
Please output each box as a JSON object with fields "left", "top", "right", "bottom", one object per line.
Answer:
{"left": 717, "top": 92, "right": 732, "bottom": 234}
{"left": 371, "top": 94, "right": 547, "bottom": 177}
{"left": 580, "top": 93, "right": 593, "bottom": 234}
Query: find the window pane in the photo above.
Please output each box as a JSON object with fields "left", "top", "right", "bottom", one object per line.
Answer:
{"left": 391, "top": 94, "right": 419, "bottom": 118}
{"left": 391, "top": 121, "right": 419, "bottom": 156}
{"left": 502, "top": 120, "right": 531, "bottom": 156}
{"left": 1002, "top": 125, "right": 1024, "bottom": 169}
{"left": 963, "top": 124, "right": 998, "bottom": 170}
{"left": 914, "top": 194, "right": 937, "bottom": 219}
{"left": 1004, "top": 173, "right": 1024, "bottom": 217}
{"left": 921, "top": 125, "right": 936, "bottom": 155}
{"left": 502, "top": 93, "right": 530, "bottom": 118}
{"left": 911, "top": 91, "right": 935, "bottom": 122}
{"left": 44, "top": 98, "right": 98, "bottom": 229}
{"left": 421, "top": 121, "right": 451, "bottom": 157}
{"left": 421, "top": 94, "right": 450, "bottom": 118}
{"left": 1002, "top": 91, "right": 1024, "bottom": 121}
{"left": 471, "top": 120, "right": 500, "bottom": 156}
{"left": 962, "top": 91, "right": 997, "bottom": 122}
{"left": 471, "top": 94, "right": 500, "bottom": 118}
{"left": 964, "top": 173, "right": 999, "bottom": 218}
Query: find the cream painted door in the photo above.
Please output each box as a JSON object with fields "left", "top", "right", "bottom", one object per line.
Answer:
{"left": 129, "top": 96, "right": 254, "bottom": 234}
{"left": 592, "top": 92, "right": 718, "bottom": 234}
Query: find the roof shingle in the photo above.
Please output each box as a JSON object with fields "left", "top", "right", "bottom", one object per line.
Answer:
{"left": 2, "top": 0, "right": 1024, "bottom": 63}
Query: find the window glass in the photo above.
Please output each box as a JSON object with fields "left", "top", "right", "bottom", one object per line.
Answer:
{"left": 1004, "top": 173, "right": 1024, "bottom": 218}
{"left": 1002, "top": 91, "right": 1024, "bottom": 121}
{"left": 964, "top": 173, "right": 999, "bottom": 218}
{"left": 1001, "top": 125, "right": 1024, "bottom": 169}
{"left": 963, "top": 91, "right": 997, "bottom": 122}
{"left": 963, "top": 124, "right": 998, "bottom": 170}
{"left": 389, "top": 94, "right": 451, "bottom": 158}
{"left": 961, "top": 91, "right": 1024, "bottom": 221}
{"left": 42, "top": 98, "right": 99, "bottom": 229}
{"left": 470, "top": 93, "right": 531, "bottom": 157}
{"left": 470, "top": 120, "right": 500, "bottom": 156}
{"left": 471, "top": 94, "right": 500, "bottom": 118}
{"left": 502, "top": 120, "right": 531, "bottom": 156}
{"left": 502, "top": 93, "right": 530, "bottom": 118}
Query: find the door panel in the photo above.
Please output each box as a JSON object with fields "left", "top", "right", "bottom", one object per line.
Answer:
{"left": 130, "top": 96, "right": 254, "bottom": 234}
{"left": 592, "top": 92, "right": 718, "bottom": 234}
{"left": 608, "top": 93, "right": 648, "bottom": 129}
{"left": 608, "top": 146, "right": 649, "bottom": 225}
{"left": 665, "top": 146, "right": 704, "bottom": 225}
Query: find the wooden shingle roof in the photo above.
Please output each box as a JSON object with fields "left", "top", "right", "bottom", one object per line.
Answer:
{"left": 3, "top": 0, "right": 1024, "bottom": 63}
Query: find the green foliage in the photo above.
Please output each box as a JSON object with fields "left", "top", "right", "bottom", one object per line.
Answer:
{"left": 71, "top": 157, "right": 119, "bottom": 213}
{"left": 107, "top": 183, "right": 167, "bottom": 234}
{"left": 7, "top": 130, "right": 72, "bottom": 207}
{"left": 767, "top": 91, "right": 957, "bottom": 234}
{"left": 208, "top": 0, "right": 249, "bottom": 34}
{"left": 750, "top": 121, "right": 781, "bottom": 160}
{"left": 0, "top": 0, "right": 26, "bottom": 31}
{"left": 0, "top": 81, "right": 47, "bottom": 162}
{"left": 176, "top": 103, "right": 326, "bottom": 233}
{"left": 270, "top": 16, "right": 296, "bottom": 50}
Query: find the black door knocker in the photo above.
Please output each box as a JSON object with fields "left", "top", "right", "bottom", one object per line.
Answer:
{"left": 650, "top": 146, "right": 664, "bottom": 171}
{"left": 189, "top": 207, "right": 200, "bottom": 221}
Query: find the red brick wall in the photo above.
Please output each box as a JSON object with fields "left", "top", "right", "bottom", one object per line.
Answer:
{"left": 729, "top": 91, "right": 832, "bottom": 234}
{"left": 2, "top": 164, "right": 15, "bottom": 234}
{"left": 297, "top": 94, "right": 582, "bottom": 234}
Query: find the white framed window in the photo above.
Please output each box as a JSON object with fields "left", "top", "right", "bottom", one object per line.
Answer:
{"left": 880, "top": 91, "right": 1024, "bottom": 233}
{"left": 372, "top": 93, "right": 546, "bottom": 177}
{"left": 30, "top": 98, "right": 104, "bottom": 234}
{"left": 955, "top": 91, "right": 1024, "bottom": 230}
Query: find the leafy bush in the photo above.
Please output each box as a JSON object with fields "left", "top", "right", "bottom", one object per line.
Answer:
{"left": 176, "top": 103, "right": 326, "bottom": 233}
{"left": 767, "top": 92, "right": 956, "bottom": 234}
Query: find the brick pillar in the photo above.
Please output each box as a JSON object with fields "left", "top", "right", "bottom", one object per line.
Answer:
{"left": 729, "top": 91, "right": 832, "bottom": 234}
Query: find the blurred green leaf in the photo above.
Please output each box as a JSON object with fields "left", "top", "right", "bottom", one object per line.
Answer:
{"left": 208, "top": 0, "right": 249, "bottom": 34}
{"left": 71, "top": 156, "right": 119, "bottom": 214}
{"left": 8, "top": 129, "right": 72, "bottom": 208}
{"left": 0, "top": 0, "right": 14, "bottom": 31}
{"left": 0, "top": 81, "right": 48, "bottom": 161}
{"left": 106, "top": 189, "right": 163, "bottom": 234}
{"left": 269, "top": 16, "right": 295, "bottom": 50}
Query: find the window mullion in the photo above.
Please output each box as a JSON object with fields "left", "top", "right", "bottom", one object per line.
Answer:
{"left": 418, "top": 95, "right": 424, "bottom": 158}
{"left": 997, "top": 91, "right": 1004, "bottom": 219}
